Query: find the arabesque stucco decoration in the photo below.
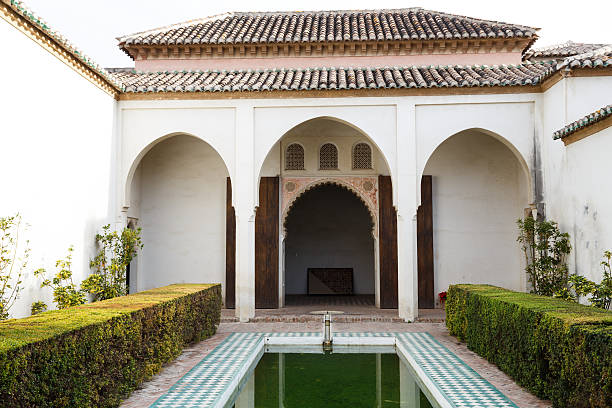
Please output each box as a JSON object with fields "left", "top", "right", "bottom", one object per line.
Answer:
{"left": 281, "top": 176, "right": 379, "bottom": 237}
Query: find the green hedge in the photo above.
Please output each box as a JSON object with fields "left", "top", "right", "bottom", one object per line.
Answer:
{"left": 446, "top": 284, "right": 612, "bottom": 408}
{"left": 0, "top": 283, "right": 221, "bottom": 408}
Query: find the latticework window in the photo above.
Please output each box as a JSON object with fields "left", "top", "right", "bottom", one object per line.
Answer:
{"left": 285, "top": 143, "right": 304, "bottom": 170}
{"left": 319, "top": 143, "right": 338, "bottom": 169}
{"left": 352, "top": 143, "right": 372, "bottom": 169}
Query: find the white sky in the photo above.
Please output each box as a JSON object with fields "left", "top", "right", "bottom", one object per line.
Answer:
{"left": 23, "top": 0, "right": 612, "bottom": 68}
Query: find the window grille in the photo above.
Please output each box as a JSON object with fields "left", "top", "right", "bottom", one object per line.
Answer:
{"left": 352, "top": 143, "right": 372, "bottom": 169}
{"left": 285, "top": 143, "right": 304, "bottom": 170}
{"left": 319, "top": 143, "right": 338, "bottom": 169}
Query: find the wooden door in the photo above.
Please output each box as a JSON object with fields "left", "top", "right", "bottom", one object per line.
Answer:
{"left": 225, "top": 177, "right": 236, "bottom": 309}
{"left": 378, "top": 175, "right": 398, "bottom": 309}
{"left": 417, "top": 175, "right": 434, "bottom": 308}
{"left": 255, "top": 177, "right": 279, "bottom": 309}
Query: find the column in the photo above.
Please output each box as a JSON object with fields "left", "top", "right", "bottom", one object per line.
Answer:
{"left": 234, "top": 105, "right": 256, "bottom": 322}
{"left": 396, "top": 101, "right": 419, "bottom": 322}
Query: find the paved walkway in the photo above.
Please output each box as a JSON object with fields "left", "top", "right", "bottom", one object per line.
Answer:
{"left": 120, "top": 321, "right": 550, "bottom": 408}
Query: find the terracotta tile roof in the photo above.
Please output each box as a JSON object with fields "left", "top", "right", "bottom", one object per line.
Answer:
{"left": 111, "top": 62, "right": 555, "bottom": 93}
{"left": 553, "top": 104, "right": 612, "bottom": 140}
{"left": 118, "top": 8, "right": 538, "bottom": 49}
{"left": 524, "top": 41, "right": 607, "bottom": 60}
{"left": 557, "top": 45, "right": 612, "bottom": 69}
{"left": 2, "top": 0, "right": 121, "bottom": 91}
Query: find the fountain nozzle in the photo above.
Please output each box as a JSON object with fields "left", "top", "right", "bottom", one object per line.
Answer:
{"left": 323, "top": 312, "right": 333, "bottom": 350}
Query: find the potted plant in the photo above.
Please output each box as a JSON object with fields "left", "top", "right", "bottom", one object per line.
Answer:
{"left": 438, "top": 291, "right": 447, "bottom": 308}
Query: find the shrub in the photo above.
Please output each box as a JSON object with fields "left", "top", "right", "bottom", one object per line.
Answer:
{"left": 0, "top": 283, "right": 221, "bottom": 408}
{"left": 517, "top": 217, "right": 571, "bottom": 296}
{"left": 82, "top": 224, "right": 143, "bottom": 301}
{"left": 0, "top": 214, "right": 30, "bottom": 320}
{"left": 446, "top": 284, "right": 612, "bottom": 408}
{"left": 30, "top": 300, "right": 47, "bottom": 315}
{"left": 556, "top": 251, "right": 612, "bottom": 310}
{"left": 33, "top": 246, "right": 86, "bottom": 310}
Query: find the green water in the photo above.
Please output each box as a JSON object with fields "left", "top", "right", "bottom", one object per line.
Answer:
{"left": 233, "top": 353, "right": 434, "bottom": 408}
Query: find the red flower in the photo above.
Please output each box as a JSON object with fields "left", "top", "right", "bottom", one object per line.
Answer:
{"left": 438, "top": 291, "right": 447, "bottom": 301}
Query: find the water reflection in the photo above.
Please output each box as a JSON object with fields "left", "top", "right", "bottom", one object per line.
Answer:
{"left": 233, "top": 353, "right": 433, "bottom": 408}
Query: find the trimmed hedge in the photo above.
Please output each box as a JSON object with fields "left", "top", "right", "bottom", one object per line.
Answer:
{"left": 0, "top": 283, "right": 221, "bottom": 407}
{"left": 446, "top": 284, "right": 612, "bottom": 408}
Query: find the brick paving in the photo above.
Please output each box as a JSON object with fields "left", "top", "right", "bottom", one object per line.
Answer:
{"left": 120, "top": 321, "right": 551, "bottom": 408}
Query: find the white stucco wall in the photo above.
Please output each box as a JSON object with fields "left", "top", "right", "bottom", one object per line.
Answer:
{"left": 129, "top": 135, "right": 229, "bottom": 298}
{"left": 424, "top": 130, "right": 529, "bottom": 297}
{"left": 562, "top": 126, "right": 612, "bottom": 281}
{"left": 0, "top": 18, "right": 116, "bottom": 318}
{"left": 541, "top": 76, "right": 612, "bottom": 283}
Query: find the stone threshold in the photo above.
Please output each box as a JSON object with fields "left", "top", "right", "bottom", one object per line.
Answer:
{"left": 221, "top": 313, "right": 445, "bottom": 323}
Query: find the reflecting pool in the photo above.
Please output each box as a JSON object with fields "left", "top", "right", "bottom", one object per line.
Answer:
{"left": 233, "top": 352, "right": 434, "bottom": 407}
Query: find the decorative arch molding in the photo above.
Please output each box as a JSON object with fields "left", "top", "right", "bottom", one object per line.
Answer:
{"left": 281, "top": 176, "right": 379, "bottom": 238}
{"left": 254, "top": 107, "right": 397, "bottom": 203}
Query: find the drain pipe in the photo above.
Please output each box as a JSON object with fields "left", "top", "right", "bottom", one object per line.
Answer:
{"left": 323, "top": 312, "right": 333, "bottom": 350}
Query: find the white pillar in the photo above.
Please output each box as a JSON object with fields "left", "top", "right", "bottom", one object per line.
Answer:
{"left": 234, "top": 105, "right": 256, "bottom": 322}
{"left": 396, "top": 102, "right": 419, "bottom": 322}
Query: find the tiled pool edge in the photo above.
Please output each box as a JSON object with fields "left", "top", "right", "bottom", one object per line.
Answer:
{"left": 149, "top": 333, "right": 265, "bottom": 408}
{"left": 396, "top": 333, "right": 518, "bottom": 408}
{"left": 149, "top": 332, "right": 519, "bottom": 408}
{"left": 396, "top": 339, "right": 452, "bottom": 408}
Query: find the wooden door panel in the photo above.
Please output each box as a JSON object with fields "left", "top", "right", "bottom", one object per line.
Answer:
{"left": 255, "top": 177, "right": 279, "bottom": 309}
{"left": 225, "top": 177, "right": 236, "bottom": 309}
{"left": 378, "top": 175, "right": 398, "bottom": 309}
{"left": 417, "top": 175, "right": 434, "bottom": 309}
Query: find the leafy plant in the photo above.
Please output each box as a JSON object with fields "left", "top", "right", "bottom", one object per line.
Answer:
{"left": 0, "top": 214, "right": 30, "bottom": 320}
{"left": 554, "top": 251, "right": 612, "bottom": 310}
{"left": 34, "top": 246, "right": 86, "bottom": 309}
{"left": 517, "top": 216, "right": 571, "bottom": 296}
{"left": 30, "top": 301, "right": 47, "bottom": 315}
{"left": 81, "top": 225, "right": 143, "bottom": 301}
{"left": 591, "top": 250, "right": 612, "bottom": 309}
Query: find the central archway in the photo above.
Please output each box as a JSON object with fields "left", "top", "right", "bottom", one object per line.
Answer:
{"left": 284, "top": 183, "right": 376, "bottom": 305}
{"left": 251, "top": 116, "right": 398, "bottom": 311}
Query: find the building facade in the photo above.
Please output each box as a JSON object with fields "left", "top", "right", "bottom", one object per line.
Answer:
{"left": 1, "top": 0, "right": 611, "bottom": 321}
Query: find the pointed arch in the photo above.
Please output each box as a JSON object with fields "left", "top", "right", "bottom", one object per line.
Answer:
{"left": 255, "top": 114, "right": 395, "bottom": 205}
{"left": 123, "top": 132, "right": 231, "bottom": 209}
{"left": 282, "top": 177, "right": 378, "bottom": 239}
{"left": 420, "top": 127, "right": 533, "bottom": 205}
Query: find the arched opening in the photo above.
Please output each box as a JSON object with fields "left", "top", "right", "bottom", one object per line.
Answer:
{"left": 254, "top": 116, "right": 397, "bottom": 311}
{"left": 126, "top": 134, "right": 230, "bottom": 301}
{"left": 420, "top": 129, "right": 530, "bottom": 307}
{"left": 284, "top": 183, "right": 376, "bottom": 305}
{"left": 126, "top": 218, "right": 137, "bottom": 294}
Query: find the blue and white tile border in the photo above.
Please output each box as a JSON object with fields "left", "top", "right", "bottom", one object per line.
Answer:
{"left": 150, "top": 332, "right": 518, "bottom": 408}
